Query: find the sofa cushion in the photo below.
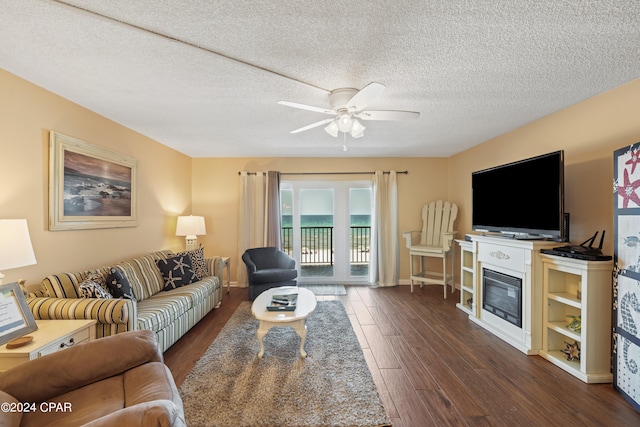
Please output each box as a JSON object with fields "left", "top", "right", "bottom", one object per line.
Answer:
{"left": 41, "top": 271, "right": 90, "bottom": 299}
{"left": 250, "top": 268, "right": 298, "bottom": 284}
{"left": 113, "top": 259, "right": 158, "bottom": 302}
{"left": 107, "top": 267, "right": 137, "bottom": 301}
{"left": 20, "top": 375, "right": 125, "bottom": 427}
{"left": 124, "top": 362, "right": 183, "bottom": 409}
{"left": 136, "top": 294, "right": 192, "bottom": 333}
{"left": 147, "top": 250, "right": 174, "bottom": 260}
{"left": 162, "top": 278, "right": 217, "bottom": 307}
{"left": 81, "top": 400, "right": 185, "bottom": 427}
{"left": 177, "top": 247, "right": 208, "bottom": 280}
{"left": 78, "top": 274, "right": 113, "bottom": 299}
{"left": 156, "top": 255, "right": 198, "bottom": 290}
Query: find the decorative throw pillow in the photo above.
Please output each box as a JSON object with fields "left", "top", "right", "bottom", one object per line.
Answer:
{"left": 106, "top": 267, "right": 137, "bottom": 300}
{"left": 177, "top": 246, "right": 208, "bottom": 280}
{"left": 78, "top": 278, "right": 113, "bottom": 299}
{"left": 157, "top": 255, "right": 198, "bottom": 291}
{"left": 88, "top": 271, "right": 106, "bottom": 287}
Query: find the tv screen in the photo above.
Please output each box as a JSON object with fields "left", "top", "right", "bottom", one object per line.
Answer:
{"left": 472, "top": 150, "right": 565, "bottom": 240}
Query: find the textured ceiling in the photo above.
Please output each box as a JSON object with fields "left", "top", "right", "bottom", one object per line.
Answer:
{"left": 1, "top": 1, "right": 639, "bottom": 157}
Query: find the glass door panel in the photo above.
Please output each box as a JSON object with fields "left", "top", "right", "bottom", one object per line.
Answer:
{"left": 350, "top": 188, "right": 371, "bottom": 277}
{"left": 300, "top": 189, "right": 334, "bottom": 278}
{"left": 281, "top": 180, "right": 371, "bottom": 284}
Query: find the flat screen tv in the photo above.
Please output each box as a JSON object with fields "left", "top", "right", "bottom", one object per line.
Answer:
{"left": 472, "top": 150, "right": 565, "bottom": 240}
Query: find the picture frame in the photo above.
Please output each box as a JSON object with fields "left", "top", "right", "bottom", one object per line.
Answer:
{"left": 49, "top": 131, "right": 138, "bottom": 230}
{"left": 0, "top": 282, "right": 38, "bottom": 346}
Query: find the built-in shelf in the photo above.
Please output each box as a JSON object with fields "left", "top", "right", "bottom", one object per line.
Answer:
{"left": 539, "top": 254, "right": 613, "bottom": 383}
{"left": 456, "top": 239, "right": 477, "bottom": 317}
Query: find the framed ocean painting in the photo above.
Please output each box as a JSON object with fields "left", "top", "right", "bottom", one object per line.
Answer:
{"left": 49, "top": 132, "right": 137, "bottom": 230}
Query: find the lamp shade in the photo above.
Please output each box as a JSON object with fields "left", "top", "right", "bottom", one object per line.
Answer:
{"left": 176, "top": 216, "right": 206, "bottom": 237}
{"left": 324, "top": 121, "right": 339, "bottom": 138}
{"left": 0, "top": 220, "right": 37, "bottom": 281}
{"left": 350, "top": 119, "right": 365, "bottom": 138}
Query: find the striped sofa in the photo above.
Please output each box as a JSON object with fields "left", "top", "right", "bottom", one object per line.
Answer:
{"left": 27, "top": 250, "right": 223, "bottom": 353}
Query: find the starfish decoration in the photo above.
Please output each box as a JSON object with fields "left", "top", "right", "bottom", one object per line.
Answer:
{"left": 171, "top": 257, "right": 191, "bottom": 275}
{"left": 561, "top": 340, "right": 580, "bottom": 361}
{"left": 626, "top": 147, "right": 640, "bottom": 174}
{"left": 617, "top": 168, "right": 640, "bottom": 208}
{"left": 164, "top": 271, "right": 181, "bottom": 289}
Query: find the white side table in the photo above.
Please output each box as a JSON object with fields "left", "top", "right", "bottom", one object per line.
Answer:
{"left": 0, "top": 319, "right": 96, "bottom": 372}
{"left": 221, "top": 256, "right": 231, "bottom": 293}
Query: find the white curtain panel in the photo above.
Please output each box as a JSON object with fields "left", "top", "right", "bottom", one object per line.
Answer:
{"left": 238, "top": 171, "right": 281, "bottom": 287}
{"left": 238, "top": 172, "right": 266, "bottom": 287}
{"left": 369, "top": 170, "right": 399, "bottom": 287}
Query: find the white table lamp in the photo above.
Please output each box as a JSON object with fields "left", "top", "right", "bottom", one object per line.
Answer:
{"left": 0, "top": 219, "right": 37, "bottom": 285}
{"left": 176, "top": 215, "right": 206, "bottom": 251}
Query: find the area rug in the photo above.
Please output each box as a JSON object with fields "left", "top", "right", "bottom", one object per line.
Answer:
{"left": 299, "top": 284, "right": 347, "bottom": 296}
{"left": 180, "top": 301, "right": 390, "bottom": 427}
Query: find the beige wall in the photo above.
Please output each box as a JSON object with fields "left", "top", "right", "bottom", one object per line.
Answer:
{"left": 199, "top": 78, "right": 640, "bottom": 284}
{"left": 5, "top": 64, "right": 640, "bottom": 289}
{"left": 192, "top": 157, "right": 448, "bottom": 284}
{"left": 0, "top": 69, "right": 192, "bottom": 288}
{"left": 449, "top": 78, "right": 640, "bottom": 257}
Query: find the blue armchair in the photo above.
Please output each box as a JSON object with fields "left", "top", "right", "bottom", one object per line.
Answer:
{"left": 242, "top": 247, "right": 298, "bottom": 300}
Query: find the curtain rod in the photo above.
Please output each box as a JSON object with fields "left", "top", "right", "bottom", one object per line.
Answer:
{"left": 238, "top": 171, "right": 408, "bottom": 176}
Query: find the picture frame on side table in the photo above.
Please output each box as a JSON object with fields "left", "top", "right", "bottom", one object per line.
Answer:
{"left": 49, "top": 131, "right": 138, "bottom": 230}
{"left": 0, "top": 282, "right": 38, "bottom": 346}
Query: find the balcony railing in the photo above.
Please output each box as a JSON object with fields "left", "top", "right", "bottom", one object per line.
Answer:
{"left": 281, "top": 226, "right": 370, "bottom": 265}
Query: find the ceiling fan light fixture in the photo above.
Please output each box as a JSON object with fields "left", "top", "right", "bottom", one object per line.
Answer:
{"left": 279, "top": 82, "right": 419, "bottom": 142}
{"left": 350, "top": 119, "right": 365, "bottom": 138}
{"left": 324, "top": 121, "right": 339, "bottom": 137}
{"left": 337, "top": 112, "right": 352, "bottom": 132}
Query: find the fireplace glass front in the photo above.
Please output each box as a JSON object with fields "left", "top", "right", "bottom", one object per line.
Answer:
{"left": 482, "top": 268, "right": 522, "bottom": 327}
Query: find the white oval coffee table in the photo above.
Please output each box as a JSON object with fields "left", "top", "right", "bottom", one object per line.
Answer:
{"left": 251, "top": 286, "right": 317, "bottom": 358}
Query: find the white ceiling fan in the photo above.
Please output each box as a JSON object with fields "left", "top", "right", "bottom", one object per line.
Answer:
{"left": 278, "top": 82, "right": 420, "bottom": 139}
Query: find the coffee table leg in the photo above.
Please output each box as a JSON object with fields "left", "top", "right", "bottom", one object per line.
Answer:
{"left": 294, "top": 320, "right": 308, "bottom": 358}
{"left": 257, "top": 321, "right": 269, "bottom": 358}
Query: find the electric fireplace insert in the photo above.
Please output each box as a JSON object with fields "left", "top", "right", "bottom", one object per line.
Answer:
{"left": 482, "top": 268, "right": 522, "bottom": 327}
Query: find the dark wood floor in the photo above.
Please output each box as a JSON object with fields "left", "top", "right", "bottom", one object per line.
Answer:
{"left": 164, "top": 286, "right": 640, "bottom": 426}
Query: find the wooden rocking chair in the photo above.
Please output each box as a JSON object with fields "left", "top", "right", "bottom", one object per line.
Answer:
{"left": 402, "top": 200, "right": 458, "bottom": 298}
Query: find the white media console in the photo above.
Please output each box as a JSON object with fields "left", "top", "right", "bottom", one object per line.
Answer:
{"left": 457, "top": 235, "right": 557, "bottom": 355}
{"left": 456, "top": 234, "right": 613, "bottom": 383}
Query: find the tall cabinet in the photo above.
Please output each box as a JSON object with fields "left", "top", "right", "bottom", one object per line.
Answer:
{"left": 539, "top": 254, "right": 613, "bottom": 383}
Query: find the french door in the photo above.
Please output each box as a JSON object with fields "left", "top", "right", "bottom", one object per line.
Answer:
{"left": 280, "top": 180, "right": 371, "bottom": 284}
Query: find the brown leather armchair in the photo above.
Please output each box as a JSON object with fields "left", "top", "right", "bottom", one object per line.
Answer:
{"left": 0, "top": 329, "right": 185, "bottom": 427}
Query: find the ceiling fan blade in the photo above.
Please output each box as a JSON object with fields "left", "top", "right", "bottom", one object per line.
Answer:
{"left": 290, "top": 118, "right": 335, "bottom": 134}
{"left": 356, "top": 110, "right": 420, "bottom": 121}
{"left": 346, "top": 82, "right": 386, "bottom": 112}
{"left": 278, "top": 100, "right": 335, "bottom": 115}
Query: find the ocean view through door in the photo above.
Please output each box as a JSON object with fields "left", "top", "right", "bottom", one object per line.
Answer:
{"left": 281, "top": 181, "right": 371, "bottom": 284}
